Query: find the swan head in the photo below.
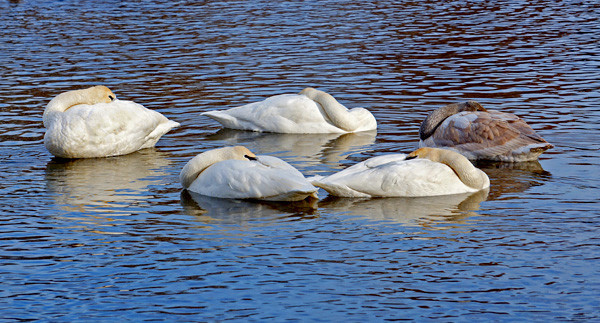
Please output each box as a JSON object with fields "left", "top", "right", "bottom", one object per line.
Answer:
{"left": 44, "top": 85, "right": 117, "bottom": 115}
{"left": 87, "top": 85, "right": 117, "bottom": 104}
{"left": 299, "top": 87, "right": 376, "bottom": 132}
{"left": 229, "top": 145, "right": 257, "bottom": 161}
{"left": 63, "top": 85, "right": 117, "bottom": 108}
{"left": 408, "top": 147, "right": 489, "bottom": 190}
{"left": 180, "top": 146, "right": 257, "bottom": 189}
{"left": 419, "top": 100, "right": 487, "bottom": 140}
{"left": 408, "top": 147, "right": 447, "bottom": 161}
{"left": 458, "top": 100, "right": 486, "bottom": 112}
{"left": 43, "top": 85, "right": 118, "bottom": 126}
{"left": 408, "top": 147, "right": 474, "bottom": 166}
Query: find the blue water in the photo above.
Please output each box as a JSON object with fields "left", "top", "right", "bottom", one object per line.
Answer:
{"left": 1, "top": 0, "right": 599, "bottom": 321}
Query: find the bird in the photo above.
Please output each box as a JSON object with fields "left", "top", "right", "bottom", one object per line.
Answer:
{"left": 180, "top": 146, "right": 318, "bottom": 201}
{"left": 419, "top": 100, "right": 553, "bottom": 162}
{"left": 43, "top": 85, "right": 179, "bottom": 158}
{"left": 201, "top": 87, "right": 377, "bottom": 133}
{"left": 310, "top": 147, "right": 490, "bottom": 198}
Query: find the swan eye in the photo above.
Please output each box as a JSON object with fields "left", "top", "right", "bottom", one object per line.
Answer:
{"left": 109, "top": 95, "right": 115, "bottom": 101}
{"left": 244, "top": 154, "right": 257, "bottom": 161}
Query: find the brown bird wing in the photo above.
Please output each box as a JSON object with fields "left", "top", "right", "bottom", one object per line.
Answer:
{"left": 431, "top": 111, "right": 550, "bottom": 159}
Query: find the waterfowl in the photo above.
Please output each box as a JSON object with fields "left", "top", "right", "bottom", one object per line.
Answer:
{"left": 419, "top": 101, "right": 553, "bottom": 162}
{"left": 310, "top": 147, "right": 490, "bottom": 197}
{"left": 180, "top": 146, "right": 318, "bottom": 201}
{"left": 201, "top": 87, "right": 377, "bottom": 133}
{"left": 43, "top": 86, "right": 179, "bottom": 158}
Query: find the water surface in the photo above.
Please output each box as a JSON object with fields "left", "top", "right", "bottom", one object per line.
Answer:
{"left": 1, "top": 0, "right": 599, "bottom": 321}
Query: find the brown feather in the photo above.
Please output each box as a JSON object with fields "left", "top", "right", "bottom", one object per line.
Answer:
{"left": 425, "top": 109, "right": 552, "bottom": 161}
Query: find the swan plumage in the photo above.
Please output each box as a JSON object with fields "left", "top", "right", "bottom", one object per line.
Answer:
{"left": 180, "top": 146, "right": 318, "bottom": 201}
{"left": 43, "top": 86, "right": 179, "bottom": 158}
{"left": 419, "top": 101, "right": 553, "bottom": 162}
{"left": 310, "top": 147, "right": 490, "bottom": 197}
{"left": 201, "top": 87, "right": 377, "bottom": 133}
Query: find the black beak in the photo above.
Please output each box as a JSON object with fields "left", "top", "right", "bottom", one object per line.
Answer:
{"left": 245, "top": 155, "right": 257, "bottom": 161}
{"left": 405, "top": 155, "right": 418, "bottom": 160}
{"left": 109, "top": 95, "right": 115, "bottom": 101}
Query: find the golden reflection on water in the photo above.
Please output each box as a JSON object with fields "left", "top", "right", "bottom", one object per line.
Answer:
{"left": 44, "top": 149, "right": 173, "bottom": 214}
{"left": 477, "top": 160, "right": 552, "bottom": 200}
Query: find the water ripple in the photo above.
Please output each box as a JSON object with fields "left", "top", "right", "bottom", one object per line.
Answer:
{"left": 1, "top": 0, "right": 599, "bottom": 321}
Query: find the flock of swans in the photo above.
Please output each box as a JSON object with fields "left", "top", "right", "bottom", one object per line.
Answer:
{"left": 42, "top": 85, "right": 553, "bottom": 202}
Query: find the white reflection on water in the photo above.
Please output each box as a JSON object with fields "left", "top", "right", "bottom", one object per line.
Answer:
{"left": 180, "top": 190, "right": 318, "bottom": 225}
{"left": 204, "top": 129, "right": 376, "bottom": 174}
{"left": 44, "top": 149, "right": 173, "bottom": 215}
{"left": 181, "top": 187, "right": 489, "bottom": 227}
{"left": 318, "top": 189, "right": 489, "bottom": 226}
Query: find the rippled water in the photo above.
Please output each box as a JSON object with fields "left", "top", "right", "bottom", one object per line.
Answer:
{"left": 1, "top": 0, "right": 599, "bottom": 321}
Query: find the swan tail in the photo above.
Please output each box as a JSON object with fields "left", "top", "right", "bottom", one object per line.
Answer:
{"left": 141, "top": 119, "right": 180, "bottom": 149}
{"left": 202, "top": 111, "right": 236, "bottom": 127}
{"left": 311, "top": 179, "right": 371, "bottom": 198}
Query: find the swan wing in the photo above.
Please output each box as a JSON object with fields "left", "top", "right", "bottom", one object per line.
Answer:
{"left": 312, "top": 157, "right": 472, "bottom": 197}
{"left": 202, "top": 94, "right": 345, "bottom": 133}
{"left": 188, "top": 156, "right": 317, "bottom": 201}
{"left": 424, "top": 111, "right": 552, "bottom": 161}
{"left": 45, "top": 100, "right": 178, "bottom": 158}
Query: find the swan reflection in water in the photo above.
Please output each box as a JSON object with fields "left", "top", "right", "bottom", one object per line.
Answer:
{"left": 45, "top": 149, "right": 173, "bottom": 217}
{"left": 180, "top": 190, "right": 318, "bottom": 226}
{"left": 318, "top": 188, "right": 490, "bottom": 226}
{"left": 314, "top": 159, "right": 551, "bottom": 225}
{"left": 205, "top": 128, "right": 376, "bottom": 175}
{"left": 181, "top": 187, "right": 488, "bottom": 227}
{"left": 476, "top": 159, "right": 552, "bottom": 200}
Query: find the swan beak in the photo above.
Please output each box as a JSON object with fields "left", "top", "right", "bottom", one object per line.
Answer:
{"left": 109, "top": 95, "right": 115, "bottom": 101}
{"left": 405, "top": 155, "right": 418, "bottom": 160}
{"left": 245, "top": 154, "right": 257, "bottom": 161}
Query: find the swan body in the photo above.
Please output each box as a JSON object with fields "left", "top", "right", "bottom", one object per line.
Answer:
{"left": 419, "top": 101, "right": 553, "bottom": 162}
{"left": 43, "top": 86, "right": 179, "bottom": 158}
{"left": 180, "top": 146, "right": 318, "bottom": 201}
{"left": 310, "top": 147, "right": 490, "bottom": 198}
{"left": 201, "top": 87, "right": 377, "bottom": 133}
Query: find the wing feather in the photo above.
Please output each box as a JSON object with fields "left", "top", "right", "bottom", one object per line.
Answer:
{"left": 424, "top": 110, "right": 552, "bottom": 161}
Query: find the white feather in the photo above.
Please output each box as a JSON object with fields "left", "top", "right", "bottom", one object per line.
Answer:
{"left": 310, "top": 151, "right": 489, "bottom": 198}
{"left": 202, "top": 88, "right": 377, "bottom": 134}
{"left": 43, "top": 88, "right": 179, "bottom": 158}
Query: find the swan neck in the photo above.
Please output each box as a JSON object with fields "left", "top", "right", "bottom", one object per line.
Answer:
{"left": 439, "top": 153, "right": 485, "bottom": 189}
{"left": 419, "top": 101, "right": 484, "bottom": 140}
{"left": 419, "top": 104, "right": 460, "bottom": 140}
{"left": 301, "top": 88, "right": 357, "bottom": 132}
{"left": 42, "top": 89, "right": 90, "bottom": 126}
{"left": 180, "top": 146, "right": 253, "bottom": 189}
{"left": 180, "top": 153, "right": 216, "bottom": 189}
{"left": 45, "top": 89, "right": 87, "bottom": 113}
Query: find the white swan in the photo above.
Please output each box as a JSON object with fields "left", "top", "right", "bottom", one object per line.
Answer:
{"left": 419, "top": 101, "right": 553, "bottom": 162}
{"left": 43, "top": 86, "right": 180, "bottom": 158}
{"left": 201, "top": 87, "right": 377, "bottom": 133}
{"left": 180, "top": 146, "right": 318, "bottom": 201}
{"left": 310, "top": 147, "right": 490, "bottom": 197}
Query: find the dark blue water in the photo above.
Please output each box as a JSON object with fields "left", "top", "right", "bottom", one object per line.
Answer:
{"left": 1, "top": 0, "right": 599, "bottom": 321}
